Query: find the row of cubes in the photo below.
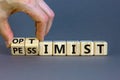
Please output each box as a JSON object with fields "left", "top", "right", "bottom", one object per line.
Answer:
{"left": 11, "top": 38, "right": 108, "bottom": 56}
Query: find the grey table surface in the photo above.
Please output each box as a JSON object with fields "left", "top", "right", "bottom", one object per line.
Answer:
{"left": 0, "top": 0, "right": 120, "bottom": 80}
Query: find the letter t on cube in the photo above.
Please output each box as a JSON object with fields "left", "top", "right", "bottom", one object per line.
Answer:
{"left": 94, "top": 41, "right": 108, "bottom": 55}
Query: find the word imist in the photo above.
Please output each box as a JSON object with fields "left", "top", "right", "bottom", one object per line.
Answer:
{"left": 11, "top": 38, "right": 108, "bottom": 56}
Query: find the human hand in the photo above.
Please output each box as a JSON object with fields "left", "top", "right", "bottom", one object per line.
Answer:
{"left": 0, "top": 0, "right": 55, "bottom": 47}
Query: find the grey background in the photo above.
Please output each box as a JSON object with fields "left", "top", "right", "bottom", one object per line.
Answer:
{"left": 0, "top": 0, "right": 120, "bottom": 80}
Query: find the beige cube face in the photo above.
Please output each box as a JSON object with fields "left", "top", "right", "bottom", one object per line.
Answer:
{"left": 11, "top": 38, "right": 25, "bottom": 55}
{"left": 67, "top": 41, "right": 80, "bottom": 56}
{"left": 39, "top": 41, "right": 53, "bottom": 56}
{"left": 81, "top": 41, "right": 94, "bottom": 56}
{"left": 53, "top": 41, "right": 66, "bottom": 56}
{"left": 25, "top": 38, "right": 39, "bottom": 56}
{"left": 94, "top": 41, "right": 108, "bottom": 55}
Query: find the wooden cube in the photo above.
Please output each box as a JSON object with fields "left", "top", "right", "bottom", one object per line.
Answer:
{"left": 94, "top": 41, "right": 108, "bottom": 55}
{"left": 39, "top": 41, "right": 53, "bottom": 56}
{"left": 53, "top": 41, "right": 66, "bottom": 56}
{"left": 67, "top": 41, "right": 80, "bottom": 56}
{"left": 11, "top": 38, "right": 25, "bottom": 55}
{"left": 81, "top": 41, "right": 94, "bottom": 56}
{"left": 25, "top": 38, "right": 39, "bottom": 56}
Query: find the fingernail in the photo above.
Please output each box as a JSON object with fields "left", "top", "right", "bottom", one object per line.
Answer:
{"left": 5, "top": 40, "right": 12, "bottom": 48}
{"left": 36, "top": 36, "right": 44, "bottom": 41}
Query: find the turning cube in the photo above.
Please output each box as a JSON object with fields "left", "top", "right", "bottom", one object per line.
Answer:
{"left": 11, "top": 38, "right": 25, "bottom": 55}
{"left": 94, "top": 41, "right": 108, "bottom": 55}
{"left": 25, "top": 38, "right": 39, "bottom": 55}
{"left": 67, "top": 41, "right": 80, "bottom": 56}
{"left": 39, "top": 41, "right": 53, "bottom": 56}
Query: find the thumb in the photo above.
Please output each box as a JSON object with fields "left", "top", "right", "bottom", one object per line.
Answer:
{"left": 0, "top": 19, "right": 13, "bottom": 48}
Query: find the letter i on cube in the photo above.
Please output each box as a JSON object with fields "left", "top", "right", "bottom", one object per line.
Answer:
{"left": 39, "top": 41, "right": 53, "bottom": 56}
{"left": 67, "top": 41, "right": 80, "bottom": 56}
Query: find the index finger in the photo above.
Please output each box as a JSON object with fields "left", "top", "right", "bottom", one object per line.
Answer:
{"left": 19, "top": 4, "right": 48, "bottom": 41}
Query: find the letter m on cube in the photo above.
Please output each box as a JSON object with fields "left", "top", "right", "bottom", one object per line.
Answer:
{"left": 53, "top": 41, "right": 66, "bottom": 56}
